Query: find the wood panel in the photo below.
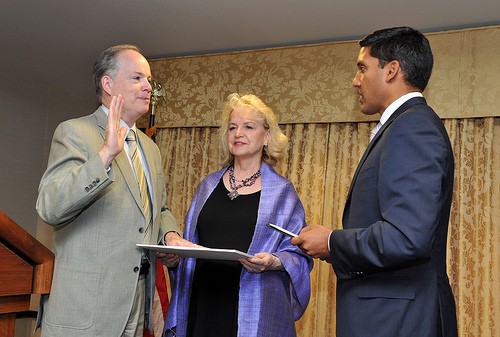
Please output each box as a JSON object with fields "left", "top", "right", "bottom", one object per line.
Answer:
{"left": 0, "top": 244, "right": 32, "bottom": 296}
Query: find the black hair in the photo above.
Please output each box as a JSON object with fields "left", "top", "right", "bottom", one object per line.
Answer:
{"left": 360, "top": 26, "right": 433, "bottom": 91}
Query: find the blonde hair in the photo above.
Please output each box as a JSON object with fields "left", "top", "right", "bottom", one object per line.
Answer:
{"left": 219, "top": 93, "right": 288, "bottom": 167}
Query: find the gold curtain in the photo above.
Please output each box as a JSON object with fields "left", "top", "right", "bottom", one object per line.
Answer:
{"left": 156, "top": 117, "right": 500, "bottom": 337}
{"left": 143, "top": 25, "right": 500, "bottom": 130}
{"left": 446, "top": 118, "right": 500, "bottom": 337}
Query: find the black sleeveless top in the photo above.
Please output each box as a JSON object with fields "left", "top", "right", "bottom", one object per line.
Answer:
{"left": 186, "top": 179, "right": 261, "bottom": 337}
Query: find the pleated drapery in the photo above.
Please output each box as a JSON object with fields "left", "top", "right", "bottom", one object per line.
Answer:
{"left": 142, "top": 24, "right": 500, "bottom": 337}
{"left": 155, "top": 118, "right": 500, "bottom": 337}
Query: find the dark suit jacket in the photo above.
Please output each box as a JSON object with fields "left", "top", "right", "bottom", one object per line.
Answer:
{"left": 330, "top": 97, "right": 458, "bottom": 337}
{"left": 36, "top": 107, "right": 179, "bottom": 337}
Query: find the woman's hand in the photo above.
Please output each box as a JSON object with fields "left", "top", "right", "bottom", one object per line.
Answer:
{"left": 239, "top": 252, "right": 284, "bottom": 273}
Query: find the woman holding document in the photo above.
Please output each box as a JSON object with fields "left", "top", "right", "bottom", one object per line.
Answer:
{"left": 164, "top": 93, "right": 312, "bottom": 337}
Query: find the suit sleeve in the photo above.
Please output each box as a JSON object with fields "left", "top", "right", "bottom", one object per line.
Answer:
{"left": 330, "top": 111, "right": 452, "bottom": 279}
{"left": 158, "top": 206, "right": 182, "bottom": 242}
{"left": 36, "top": 120, "right": 112, "bottom": 226}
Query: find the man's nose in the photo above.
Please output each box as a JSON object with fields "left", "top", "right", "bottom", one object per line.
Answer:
{"left": 352, "top": 74, "right": 360, "bottom": 87}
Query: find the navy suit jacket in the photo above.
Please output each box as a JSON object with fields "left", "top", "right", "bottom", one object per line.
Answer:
{"left": 330, "top": 97, "right": 458, "bottom": 337}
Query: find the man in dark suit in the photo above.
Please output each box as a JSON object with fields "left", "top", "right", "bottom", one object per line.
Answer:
{"left": 36, "top": 45, "right": 189, "bottom": 337}
{"left": 292, "top": 27, "right": 458, "bottom": 337}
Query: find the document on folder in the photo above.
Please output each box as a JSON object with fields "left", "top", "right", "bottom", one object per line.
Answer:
{"left": 137, "top": 244, "right": 254, "bottom": 261}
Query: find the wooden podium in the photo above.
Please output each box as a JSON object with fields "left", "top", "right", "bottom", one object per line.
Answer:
{"left": 0, "top": 211, "right": 54, "bottom": 337}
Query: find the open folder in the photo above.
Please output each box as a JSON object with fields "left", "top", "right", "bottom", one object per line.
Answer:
{"left": 137, "top": 244, "right": 253, "bottom": 261}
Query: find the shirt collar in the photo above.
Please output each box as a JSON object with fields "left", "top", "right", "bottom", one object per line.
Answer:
{"left": 379, "top": 92, "right": 423, "bottom": 126}
{"left": 100, "top": 104, "right": 137, "bottom": 135}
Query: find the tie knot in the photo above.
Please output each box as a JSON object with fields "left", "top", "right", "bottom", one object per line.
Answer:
{"left": 127, "top": 129, "right": 136, "bottom": 143}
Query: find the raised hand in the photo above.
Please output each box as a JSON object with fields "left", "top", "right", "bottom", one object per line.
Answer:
{"left": 99, "top": 95, "right": 127, "bottom": 168}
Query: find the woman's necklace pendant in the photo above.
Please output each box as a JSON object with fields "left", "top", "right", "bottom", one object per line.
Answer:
{"left": 227, "top": 163, "right": 260, "bottom": 200}
{"left": 227, "top": 189, "right": 239, "bottom": 200}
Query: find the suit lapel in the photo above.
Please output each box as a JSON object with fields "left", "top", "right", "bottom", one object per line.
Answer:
{"left": 94, "top": 108, "right": 144, "bottom": 211}
{"left": 345, "top": 97, "right": 427, "bottom": 203}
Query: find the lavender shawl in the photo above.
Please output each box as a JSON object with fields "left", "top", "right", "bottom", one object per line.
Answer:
{"left": 164, "top": 163, "right": 312, "bottom": 337}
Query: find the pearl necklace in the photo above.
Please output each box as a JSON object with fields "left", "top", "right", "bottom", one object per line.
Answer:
{"left": 227, "top": 164, "right": 261, "bottom": 200}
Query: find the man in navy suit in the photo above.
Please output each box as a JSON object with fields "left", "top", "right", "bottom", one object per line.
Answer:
{"left": 292, "top": 27, "right": 458, "bottom": 337}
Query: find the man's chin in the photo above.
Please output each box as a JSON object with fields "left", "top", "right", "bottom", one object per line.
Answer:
{"left": 360, "top": 107, "right": 379, "bottom": 116}
{"left": 137, "top": 107, "right": 150, "bottom": 116}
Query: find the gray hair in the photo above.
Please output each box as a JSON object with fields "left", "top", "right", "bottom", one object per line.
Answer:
{"left": 92, "top": 44, "right": 141, "bottom": 103}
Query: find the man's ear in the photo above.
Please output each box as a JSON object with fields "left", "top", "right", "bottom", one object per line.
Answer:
{"left": 101, "top": 75, "right": 113, "bottom": 96}
{"left": 386, "top": 60, "right": 400, "bottom": 82}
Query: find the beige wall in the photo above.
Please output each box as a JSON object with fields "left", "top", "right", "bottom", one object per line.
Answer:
{"left": 0, "top": 70, "right": 95, "bottom": 235}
